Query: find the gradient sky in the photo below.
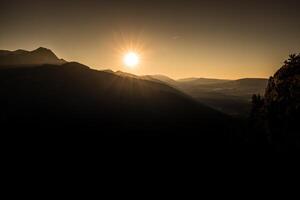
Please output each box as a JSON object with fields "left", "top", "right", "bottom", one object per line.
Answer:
{"left": 1, "top": 0, "right": 299, "bottom": 79}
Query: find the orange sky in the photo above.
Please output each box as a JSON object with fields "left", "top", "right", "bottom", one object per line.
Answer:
{"left": 1, "top": 0, "right": 299, "bottom": 79}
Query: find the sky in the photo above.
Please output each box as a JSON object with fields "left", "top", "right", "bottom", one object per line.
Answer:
{"left": 0, "top": 0, "right": 299, "bottom": 79}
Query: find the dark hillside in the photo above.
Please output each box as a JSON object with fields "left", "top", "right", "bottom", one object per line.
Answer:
{"left": 0, "top": 63, "right": 235, "bottom": 140}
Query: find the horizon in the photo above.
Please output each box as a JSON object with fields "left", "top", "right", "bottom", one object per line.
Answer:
{"left": 0, "top": 46, "right": 279, "bottom": 80}
{"left": 1, "top": 0, "right": 299, "bottom": 79}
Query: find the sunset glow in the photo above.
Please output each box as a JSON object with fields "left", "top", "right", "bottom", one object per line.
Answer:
{"left": 123, "top": 52, "right": 139, "bottom": 68}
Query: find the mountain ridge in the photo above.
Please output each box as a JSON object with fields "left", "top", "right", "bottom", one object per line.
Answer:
{"left": 0, "top": 62, "right": 232, "bottom": 137}
{"left": 0, "top": 47, "right": 66, "bottom": 67}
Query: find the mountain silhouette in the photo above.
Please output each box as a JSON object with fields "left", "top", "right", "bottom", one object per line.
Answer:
{"left": 179, "top": 78, "right": 268, "bottom": 116}
{"left": 0, "top": 47, "right": 66, "bottom": 67}
{"left": 137, "top": 75, "right": 268, "bottom": 116}
{"left": 105, "top": 72, "right": 268, "bottom": 116}
{"left": 178, "top": 77, "right": 230, "bottom": 85}
{"left": 142, "top": 75, "right": 179, "bottom": 86}
{"left": 0, "top": 62, "right": 235, "bottom": 139}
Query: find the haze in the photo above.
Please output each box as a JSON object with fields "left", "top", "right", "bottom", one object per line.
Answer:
{"left": 1, "top": 0, "right": 299, "bottom": 79}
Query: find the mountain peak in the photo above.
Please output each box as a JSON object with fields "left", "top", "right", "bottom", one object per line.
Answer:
{"left": 0, "top": 47, "right": 66, "bottom": 67}
{"left": 34, "top": 47, "right": 52, "bottom": 52}
{"left": 32, "top": 47, "right": 56, "bottom": 56}
{"left": 14, "top": 49, "right": 28, "bottom": 54}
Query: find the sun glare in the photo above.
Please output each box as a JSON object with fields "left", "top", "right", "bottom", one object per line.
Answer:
{"left": 123, "top": 52, "right": 139, "bottom": 68}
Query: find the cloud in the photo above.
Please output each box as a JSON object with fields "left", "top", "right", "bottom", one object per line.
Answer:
{"left": 172, "top": 35, "right": 181, "bottom": 40}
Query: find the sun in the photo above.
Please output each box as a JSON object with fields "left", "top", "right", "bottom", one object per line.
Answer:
{"left": 123, "top": 52, "right": 139, "bottom": 68}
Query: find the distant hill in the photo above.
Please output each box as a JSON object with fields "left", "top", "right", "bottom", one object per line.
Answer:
{"left": 141, "top": 75, "right": 179, "bottom": 86}
{"left": 137, "top": 75, "right": 268, "bottom": 116}
{"left": 182, "top": 78, "right": 268, "bottom": 97}
{"left": 177, "top": 77, "right": 230, "bottom": 85}
{"left": 115, "top": 70, "right": 141, "bottom": 79}
{"left": 0, "top": 62, "right": 232, "bottom": 138}
{"left": 112, "top": 73, "right": 268, "bottom": 116}
{"left": 177, "top": 78, "right": 268, "bottom": 116}
{"left": 0, "top": 47, "right": 66, "bottom": 67}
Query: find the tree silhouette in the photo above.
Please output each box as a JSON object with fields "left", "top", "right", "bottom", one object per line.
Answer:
{"left": 251, "top": 53, "right": 300, "bottom": 146}
{"left": 249, "top": 94, "right": 267, "bottom": 143}
{"left": 284, "top": 53, "right": 300, "bottom": 65}
{"left": 251, "top": 94, "right": 264, "bottom": 115}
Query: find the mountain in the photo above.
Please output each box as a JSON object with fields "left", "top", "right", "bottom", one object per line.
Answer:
{"left": 140, "top": 75, "right": 268, "bottom": 116}
{"left": 96, "top": 72, "right": 267, "bottom": 116}
{"left": 179, "top": 78, "right": 268, "bottom": 116}
{"left": 0, "top": 47, "right": 66, "bottom": 67}
{"left": 0, "top": 62, "right": 234, "bottom": 138}
{"left": 185, "top": 78, "right": 267, "bottom": 98}
{"left": 136, "top": 74, "right": 268, "bottom": 116}
{"left": 251, "top": 54, "right": 300, "bottom": 145}
{"left": 142, "top": 75, "right": 179, "bottom": 86}
{"left": 177, "top": 77, "right": 230, "bottom": 85}
{"left": 107, "top": 72, "right": 179, "bottom": 87}
{"left": 115, "top": 70, "right": 140, "bottom": 79}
